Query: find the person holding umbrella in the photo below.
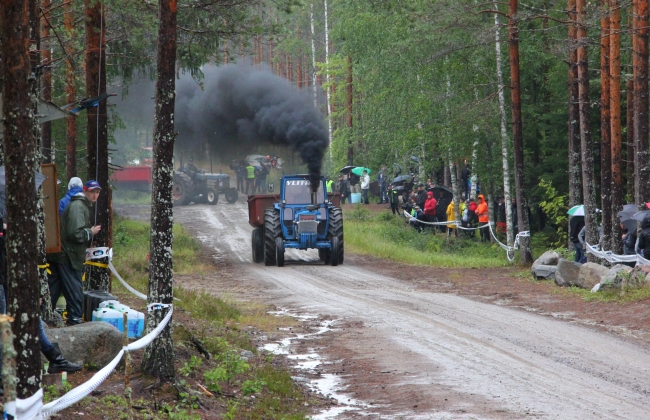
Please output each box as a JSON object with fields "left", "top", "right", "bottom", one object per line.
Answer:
{"left": 568, "top": 205, "right": 586, "bottom": 263}
{"left": 361, "top": 169, "right": 370, "bottom": 204}
{"left": 637, "top": 213, "right": 650, "bottom": 260}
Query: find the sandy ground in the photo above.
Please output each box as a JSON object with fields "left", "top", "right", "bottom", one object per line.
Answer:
{"left": 116, "top": 199, "right": 650, "bottom": 419}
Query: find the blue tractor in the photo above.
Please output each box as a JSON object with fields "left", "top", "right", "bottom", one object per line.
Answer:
{"left": 248, "top": 174, "right": 343, "bottom": 267}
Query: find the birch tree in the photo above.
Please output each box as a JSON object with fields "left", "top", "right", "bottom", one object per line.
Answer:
{"left": 141, "top": 0, "right": 177, "bottom": 381}
{"left": 494, "top": 6, "right": 513, "bottom": 246}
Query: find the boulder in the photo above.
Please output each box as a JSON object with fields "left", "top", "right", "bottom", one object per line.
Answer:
{"left": 623, "top": 265, "right": 650, "bottom": 289}
{"left": 555, "top": 259, "right": 582, "bottom": 287}
{"left": 577, "top": 262, "right": 610, "bottom": 290}
{"left": 43, "top": 321, "right": 124, "bottom": 368}
{"left": 599, "top": 264, "right": 633, "bottom": 289}
{"left": 532, "top": 264, "right": 557, "bottom": 280}
{"left": 531, "top": 251, "right": 560, "bottom": 275}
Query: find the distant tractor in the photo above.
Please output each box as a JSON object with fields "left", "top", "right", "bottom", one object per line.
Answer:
{"left": 173, "top": 165, "right": 238, "bottom": 206}
{"left": 247, "top": 175, "right": 343, "bottom": 267}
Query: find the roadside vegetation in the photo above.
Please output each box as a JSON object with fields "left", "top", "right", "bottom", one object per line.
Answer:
{"left": 55, "top": 214, "right": 314, "bottom": 419}
{"left": 343, "top": 205, "right": 513, "bottom": 268}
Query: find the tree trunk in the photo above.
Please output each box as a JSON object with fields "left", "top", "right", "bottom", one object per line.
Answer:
{"left": 600, "top": 2, "right": 612, "bottom": 251}
{"left": 634, "top": 0, "right": 650, "bottom": 204}
{"left": 0, "top": 0, "right": 42, "bottom": 398}
{"left": 324, "top": 0, "right": 333, "bottom": 160}
{"left": 310, "top": 2, "right": 318, "bottom": 107}
{"left": 494, "top": 6, "right": 514, "bottom": 246}
{"left": 508, "top": 0, "right": 532, "bottom": 262}
{"left": 576, "top": 0, "right": 599, "bottom": 248}
{"left": 41, "top": 0, "right": 52, "bottom": 163}
{"left": 609, "top": 0, "right": 623, "bottom": 253}
{"left": 346, "top": 56, "right": 354, "bottom": 166}
{"left": 85, "top": 0, "right": 110, "bottom": 290}
{"left": 141, "top": 0, "right": 177, "bottom": 381}
{"left": 30, "top": 0, "right": 54, "bottom": 323}
{"left": 64, "top": 0, "right": 77, "bottom": 181}
{"left": 568, "top": 0, "right": 582, "bottom": 208}
{"left": 626, "top": 77, "right": 635, "bottom": 199}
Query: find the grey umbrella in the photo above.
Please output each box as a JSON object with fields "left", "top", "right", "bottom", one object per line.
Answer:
{"left": 618, "top": 203, "right": 641, "bottom": 221}
{"left": 622, "top": 218, "right": 638, "bottom": 233}
{"left": 0, "top": 166, "right": 47, "bottom": 218}
{"left": 632, "top": 210, "right": 650, "bottom": 222}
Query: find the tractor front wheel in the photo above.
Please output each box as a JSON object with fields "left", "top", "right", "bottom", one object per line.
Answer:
{"left": 251, "top": 228, "right": 264, "bottom": 263}
{"left": 206, "top": 188, "right": 218, "bottom": 205}
{"left": 225, "top": 188, "right": 238, "bottom": 204}
{"left": 330, "top": 237, "right": 340, "bottom": 266}
{"left": 276, "top": 237, "right": 285, "bottom": 267}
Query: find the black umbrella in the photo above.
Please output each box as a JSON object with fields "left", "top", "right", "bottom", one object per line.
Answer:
{"left": 339, "top": 166, "right": 356, "bottom": 174}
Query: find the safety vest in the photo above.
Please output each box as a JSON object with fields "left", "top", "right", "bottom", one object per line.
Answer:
{"left": 246, "top": 165, "right": 255, "bottom": 179}
{"left": 326, "top": 180, "right": 333, "bottom": 193}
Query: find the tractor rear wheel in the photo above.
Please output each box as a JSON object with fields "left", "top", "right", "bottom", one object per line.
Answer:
{"left": 328, "top": 206, "right": 344, "bottom": 265}
{"left": 173, "top": 172, "right": 193, "bottom": 205}
{"left": 276, "top": 237, "right": 285, "bottom": 267}
{"left": 206, "top": 188, "right": 218, "bottom": 205}
{"left": 330, "top": 237, "right": 340, "bottom": 266}
{"left": 251, "top": 228, "right": 264, "bottom": 263}
{"left": 264, "top": 208, "right": 281, "bottom": 266}
{"left": 225, "top": 188, "right": 238, "bottom": 204}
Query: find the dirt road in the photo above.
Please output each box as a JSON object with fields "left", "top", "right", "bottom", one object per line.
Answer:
{"left": 122, "top": 199, "right": 650, "bottom": 419}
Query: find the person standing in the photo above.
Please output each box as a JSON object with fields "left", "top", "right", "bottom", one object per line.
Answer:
{"left": 416, "top": 184, "right": 427, "bottom": 210}
{"left": 257, "top": 165, "right": 269, "bottom": 193}
{"left": 423, "top": 191, "right": 438, "bottom": 232}
{"left": 361, "top": 170, "right": 370, "bottom": 204}
{"left": 446, "top": 200, "right": 458, "bottom": 238}
{"left": 48, "top": 180, "right": 102, "bottom": 325}
{"left": 245, "top": 162, "right": 256, "bottom": 195}
{"left": 59, "top": 177, "right": 83, "bottom": 215}
{"left": 570, "top": 214, "right": 586, "bottom": 263}
{"left": 388, "top": 184, "right": 399, "bottom": 215}
{"left": 637, "top": 214, "right": 650, "bottom": 260}
{"left": 476, "top": 194, "right": 490, "bottom": 242}
{"left": 461, "top": 162, "right": 470, "bottom": 200}
{"left": 496, "top": 196, "right": 506, "bottom": 235}
{"left": 235, "top": 161, "right": 246, "bottom": 193}
{"left": 326, "top": 176, "right": 334, "bottom": 194}
{"left": 338, "top": 174, "right": 350, "bottom": 204}
{"left": 378, "top": 165, "right": 387, "bottom": 204}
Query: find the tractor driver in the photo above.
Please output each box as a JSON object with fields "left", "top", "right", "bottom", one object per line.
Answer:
{"left": 185, "top": 158, "right": 199, "bottom": 175}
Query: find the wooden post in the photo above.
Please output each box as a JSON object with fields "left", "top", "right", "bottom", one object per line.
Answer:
{"left": 123, "top": 312, "right": 133, "bottom": 420}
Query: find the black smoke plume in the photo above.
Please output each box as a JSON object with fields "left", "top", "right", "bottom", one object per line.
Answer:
{"left": 174, "top": 64, "right": 329, "bottom": 191}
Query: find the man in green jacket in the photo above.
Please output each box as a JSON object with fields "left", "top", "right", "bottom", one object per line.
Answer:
{"left": 48, "top": 180, "right": 102, "bottom": 325}
{"left": 245, "top": 163, "right": 256, "bottom": 195}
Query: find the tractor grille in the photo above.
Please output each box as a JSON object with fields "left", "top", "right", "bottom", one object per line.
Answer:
{"left": 296, "top": 220, "right": 318, "bottom": 234}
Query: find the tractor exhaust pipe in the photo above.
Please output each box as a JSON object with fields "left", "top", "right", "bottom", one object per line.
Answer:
{"left": 311, "top": 191, "right": 317, "bottom": 205}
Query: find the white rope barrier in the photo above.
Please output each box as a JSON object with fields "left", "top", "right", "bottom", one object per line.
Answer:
{"left": 401, "top": 210, "right": 529, "bottom": 262}
{"left": 585, "top": 243, "right": 650, "bottom": 266}
{"left": 7, "top": 389, "right": 44, "bottom": 420}
{"left": 40, "top": 305, "right": 174, "bottom": 417}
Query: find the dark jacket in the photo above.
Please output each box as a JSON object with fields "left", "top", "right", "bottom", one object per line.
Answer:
{"left": 338, "top": 178, "right": 350, "bottom": 195}
{"left": 569, "top": 215, "right": 585, "bottom": 243}
{"left": 623, "top": 229, "right": 637, "bottom": 256}
{"left": 498, "top": 202, "right": 506, "bottom": 223}
{"left": 638, "top": 215, "right": 650, "bottom": 259}
{"left": 388, "top": 188, "right": 399, "bottom": 204}
{"left": 416, "top": 190, "right": 427, "bottom": 209}
{"left": 50, "top": 195, "right": 94, "bottom": 271}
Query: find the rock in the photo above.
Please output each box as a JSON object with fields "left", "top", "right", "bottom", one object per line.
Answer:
{"left": 240, "top": 350, "right": 255, "bottom": 361}
{"left": 42, "top": 322, "right": 124, "bottom": 368}
{"left": 623, "top": 266, "right": 650, "bottom": 289}
{"left": 577, "top": 262, "right": 610, "bottom": 290}
{"left": 599, "top": 264, "right": 633, "bottom": 289}
{"left": 555, "top": 259, "right": 582, "bottom": 287}
{"left": 531, "top": 251, "right": 560, "bottom": 275}
{"left": 532, "top": 265, "right": 557, "bottom": 280}
{"left": 42, "top": 311, "right": 65, "bottom": 328}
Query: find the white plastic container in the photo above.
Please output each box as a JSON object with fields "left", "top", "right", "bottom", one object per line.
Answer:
{"left": 124, "top": 308, "right": 145, "bottom": 338}
{"left": 95, "top": 308, "right": 124, "bottom": 331}
{"left": 98, "top": 300, "right": 120, "bottom": 309}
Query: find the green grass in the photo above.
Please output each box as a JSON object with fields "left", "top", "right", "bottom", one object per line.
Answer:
{"left": 108, "top": 215, "right": 310, "bottom": 420}
{"left": 344, "top": 206, "right": 512, "bottom": 268}
{"left": 112, "top": 190, "right": 152, "bottom": 205}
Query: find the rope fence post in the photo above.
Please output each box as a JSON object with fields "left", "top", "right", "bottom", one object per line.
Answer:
{"left": 1, "top": 314, "right": 17, "bottom": 419}
{"left": 123, "top": 312, "right": 133, "bottom": 420}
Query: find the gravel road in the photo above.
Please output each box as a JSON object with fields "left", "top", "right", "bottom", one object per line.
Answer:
{"left": 137, "top": 198, "right": 650, "bottom": 419}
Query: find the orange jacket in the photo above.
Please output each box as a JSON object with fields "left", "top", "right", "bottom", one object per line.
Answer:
{"left": 476, "top": 194, "right": 489, "bottom": 223}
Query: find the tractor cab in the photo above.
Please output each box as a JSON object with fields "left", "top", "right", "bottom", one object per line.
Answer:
{"left": 275, "top": 176, "right": 330, "bottom": 249}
